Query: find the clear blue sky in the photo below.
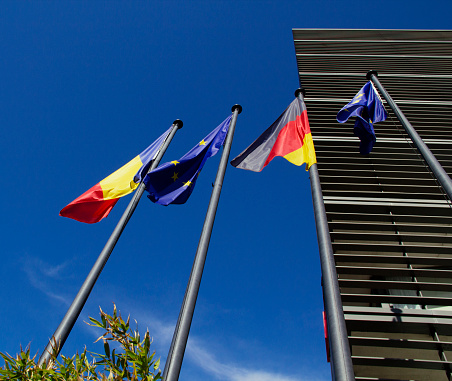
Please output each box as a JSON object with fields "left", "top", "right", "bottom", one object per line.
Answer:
{"left": 1, "top": 1, "right": 451, "bottom": 380}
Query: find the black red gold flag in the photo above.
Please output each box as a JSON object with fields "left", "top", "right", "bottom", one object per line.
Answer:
{"left": 230, "top": 97, "right": 316, "bottom": 171}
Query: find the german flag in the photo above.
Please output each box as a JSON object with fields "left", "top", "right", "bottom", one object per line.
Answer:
{"left": 230, "top": 97, "right": 316, "bottom": 172}
{"left": 59, "top": 127, "right": 171, "bottom": 223}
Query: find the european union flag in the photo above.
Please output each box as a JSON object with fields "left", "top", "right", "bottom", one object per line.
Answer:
{"left": 143, "top": 115, "right": 232, "bottom": 205}
{"left": 337, "top": 81, "right": 388, "bottom": 155}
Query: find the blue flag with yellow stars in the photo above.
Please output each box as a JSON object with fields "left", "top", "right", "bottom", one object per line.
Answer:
{"left": 337, "top": 81, "right": 388, "bottom": 155}
{"left": 143, "top": 114, "right": 232, "bottom": 205}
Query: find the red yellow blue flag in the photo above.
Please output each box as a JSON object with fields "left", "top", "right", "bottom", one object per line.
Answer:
{"left": 60, "top": 127, "right": 171, "bottom": 223}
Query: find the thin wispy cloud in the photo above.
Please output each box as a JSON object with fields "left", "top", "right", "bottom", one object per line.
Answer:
{"left": 22, "top": 260, "right": 327, "bottom": 381}
{"left": 187, "top": 336, "right": 305, "bottom": 381}
{"left": 111, "top": 304, "right": 326, "bottom": 381}
{"left": 22, "top": 256, "right": 72, "bottom": 306}
{"left": 41, "top": 261, "right": 70, "bottom": 278}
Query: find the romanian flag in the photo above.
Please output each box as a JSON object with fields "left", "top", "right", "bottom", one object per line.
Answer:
{"left": 143, "top": 115, "right": 231, "bottom": 206}
{"left": 230, "top": 97, "right": 316, "bottom": 171}
{"left": 60, "top": 127, "right": 171, "bottom": 223}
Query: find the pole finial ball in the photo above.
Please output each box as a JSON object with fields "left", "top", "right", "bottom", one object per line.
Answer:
{"left": 366, "top": 70, "right": 378, "bottom": 80}
{"left": 232, "top": 104, "right": 242, "bottom": 114}
{"left": 295, "top": 87, "right": 306, "bottom": 98}
{"left": 173, "top": 119, "right": 183, "bottom": 129}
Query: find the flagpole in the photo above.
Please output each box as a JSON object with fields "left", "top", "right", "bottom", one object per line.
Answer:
{"left": 162, "top": 105, "right": 242, "bottom": 381}
{"left": 39, "top": 120, "right": 183, "bottom": 366}
{"left": 296, "top": 88, "right": 355, "bottom": 381}
{"left": 367, "top": 70, "right": 452, "bottom": 201}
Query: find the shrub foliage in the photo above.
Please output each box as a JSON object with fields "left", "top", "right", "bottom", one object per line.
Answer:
{"left": 0, "top": 305, "right": 161, "bottom": 380}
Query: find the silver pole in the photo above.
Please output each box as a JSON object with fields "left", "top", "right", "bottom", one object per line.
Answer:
{"left": 367, "top": 70, "right": 452, "bottom": 201}
{"left": 162, "top": 105, "right": 242, "bottom": 381}
{"left": 296, "top": 88, "right": 355, "bottom": 381}
{"left": 39, "top": 120, "right": 183, "bottom": 365}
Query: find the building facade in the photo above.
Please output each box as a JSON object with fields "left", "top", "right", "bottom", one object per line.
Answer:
{"left": 293, "top": 29, "right": 452, "bottom": 380}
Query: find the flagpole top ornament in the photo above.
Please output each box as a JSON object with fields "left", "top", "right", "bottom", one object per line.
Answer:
{"left": 295, "top": 87, "right": 306, "bottom": 98}
{"left": 366, "top": 70, "right": 378, "bottom": 80}
{"left": 173, "top": 119, "right": 183, "bottom": 129}
{"left": 232, "top": 104, "right": 242, "bottom": 114}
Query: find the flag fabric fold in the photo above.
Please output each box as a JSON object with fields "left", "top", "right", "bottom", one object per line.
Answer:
{"left": 337, "top": 81, "right": 388, "bottom": 155}
{"left": 230, "top": 97, "right": 316, "bottom": 172}
{"left": 59, "top": 127, "right": 172, "bottom": 223}
{"left": 143, "top": 115, "right": 232, "bottom": 206}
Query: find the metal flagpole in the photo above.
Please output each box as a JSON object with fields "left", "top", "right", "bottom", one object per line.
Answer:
{"left": 162, "top": 105, "right": 242, "bottom": 381}
{"left": 296, "top": 88, "right": 355, "bottom": 381}
{"left": 39, "top": 120, "right": 183, "bottom": 366}
{"left": 367, "top": 70, "right": 452, "bottom": 201}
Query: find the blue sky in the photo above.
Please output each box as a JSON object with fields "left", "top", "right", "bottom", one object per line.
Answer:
{"left": 1, "top": 1, "right": 451, "bottom": 380}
